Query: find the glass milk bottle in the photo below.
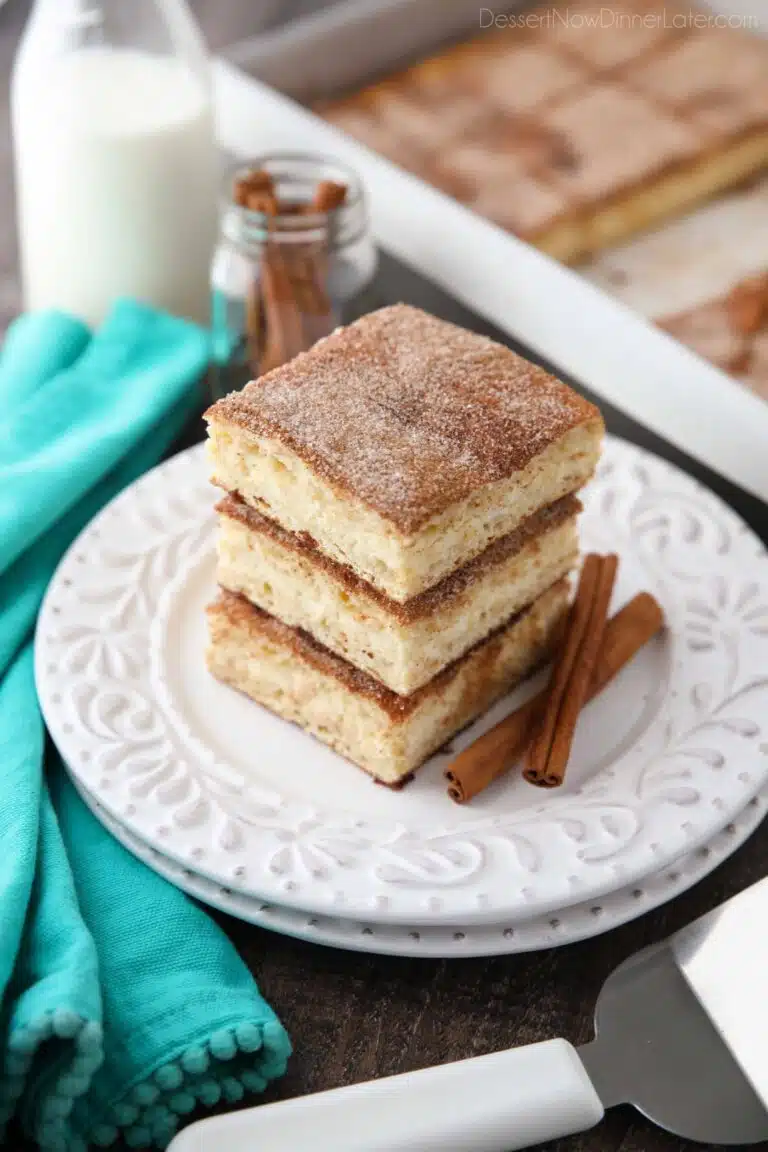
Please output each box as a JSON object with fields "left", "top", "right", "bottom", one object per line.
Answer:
{"left": 12, "top": 0, "right": 219, "bottom": 326}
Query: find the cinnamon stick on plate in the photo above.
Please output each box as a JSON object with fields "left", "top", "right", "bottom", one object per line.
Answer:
{"left": 525, "top": 553, "right": 618, "bottom": 788}
{"left": 445, "top": 592, "right": 664, "bottom": 803}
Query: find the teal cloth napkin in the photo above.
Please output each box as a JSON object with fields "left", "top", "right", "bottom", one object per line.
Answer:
{"left": 0, "top": 302, "right": 291, "bottom": 1151}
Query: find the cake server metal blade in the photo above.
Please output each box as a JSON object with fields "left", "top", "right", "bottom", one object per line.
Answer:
{"left": 581, "top": 875, "right": 768, "bottom": 1144}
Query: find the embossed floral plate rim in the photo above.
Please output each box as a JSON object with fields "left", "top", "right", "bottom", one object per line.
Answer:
{"left": 70, "top": 772, "right": 766, "bottom": 957}
{"left": 35, "top": 439, "right": 768, "bottom": 925}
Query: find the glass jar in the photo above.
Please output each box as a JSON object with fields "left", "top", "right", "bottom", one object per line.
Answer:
{"left": 211, "top": 153, "right": 378, "bottom": 399}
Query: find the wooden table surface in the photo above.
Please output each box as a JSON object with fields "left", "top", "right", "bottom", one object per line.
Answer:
{"left": 2, "top": 4, "right": 767, "bottom": 1150}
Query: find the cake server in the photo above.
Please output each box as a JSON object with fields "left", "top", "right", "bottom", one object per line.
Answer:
{"left": 169, "top": 876, "right": 768, "bottom": 1152}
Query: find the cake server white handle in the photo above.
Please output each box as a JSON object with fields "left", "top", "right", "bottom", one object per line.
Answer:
{"left": 167, "top": 1037, "right": 604, "bottom": 1152}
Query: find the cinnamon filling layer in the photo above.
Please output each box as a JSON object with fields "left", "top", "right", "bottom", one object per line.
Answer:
{"left": 208, "top": 579, "right": 569, "bottom": 722}
{"left": 217, "top": 491, "right": 581, "bottom": 622}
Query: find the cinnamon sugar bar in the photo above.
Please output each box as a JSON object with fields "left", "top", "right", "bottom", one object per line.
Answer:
{"left": 216, "top": 492, "right": 580, "bottom": 695}
{"left": 206, "top": 581, "right": 569, "bottom": 784}
{"left": 660, "top": 272, "right": 768, "bottom": 401}
{"left": 206, "top": 305, "right": 603, "bottom": 603}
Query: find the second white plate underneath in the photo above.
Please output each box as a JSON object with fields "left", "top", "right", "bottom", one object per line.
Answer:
{"left": 71, "top": 772, "right": 765, "bottom": 958}
{"left": 37, "top": 437, "right": 768, "bottom": 926}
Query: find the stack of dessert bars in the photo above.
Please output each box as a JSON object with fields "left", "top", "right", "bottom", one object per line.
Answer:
{"left": 205, "top": 305, "right": 603, "bottom": 786}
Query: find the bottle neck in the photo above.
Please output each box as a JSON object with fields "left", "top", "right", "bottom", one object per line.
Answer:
{"left": 25, "top": 0, "right": 209, "bottom": 64}
{"left": 31, "top": 0, "right": 105, "bottom": 32}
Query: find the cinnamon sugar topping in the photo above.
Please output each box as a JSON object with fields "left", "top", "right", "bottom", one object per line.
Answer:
{"left": 206, "top": 305, "right": 600, "bottom": 533}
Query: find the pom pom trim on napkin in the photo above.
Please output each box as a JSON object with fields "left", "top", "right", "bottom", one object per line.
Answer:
{"left": 0, "top": 1009, "right": 103, "bottom": 1150}
{"left": 83, "top": 1019, "right": 290, "bottom": 1151}
{"left": 1, "top": 1011, "right": 290, "bottom": 1151}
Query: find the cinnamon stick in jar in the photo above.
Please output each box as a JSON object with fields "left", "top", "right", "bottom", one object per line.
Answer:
{"left": 445, "top": 591, "right": 664, "bottom": 803}
{"left": 260, "top": 243, "right": 307, "bottom": 371}
{"left": 234, "top": 167, "right": 275, "bottom": 208}
{"left": 312, "top": 179, "right": 348, "bottom": 212}
{"left": 298, "top": 179, "right": 346, "bottom": 338}
{"left": 245, "top": 170, "right": 348, "bottom": 375}
{"left": 237, "top": 170, "right": 278, "bottom": 373}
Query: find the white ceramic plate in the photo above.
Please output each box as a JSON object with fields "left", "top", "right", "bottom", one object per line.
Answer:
{"left": 71, "top": 773, "right": 766, "bottom": 958}
{"left": 36, "top": 438, "right": 768, "bottom": 926}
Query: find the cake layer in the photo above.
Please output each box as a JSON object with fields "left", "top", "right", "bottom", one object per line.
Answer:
{"left": 206, "top": 581, "right": 569, "bottom": 784}
{"left": 216, "top": 492, "right": 580, "bottom": 694}
{"left": 206, "top": 305, "right": 603, "bottom": 602}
